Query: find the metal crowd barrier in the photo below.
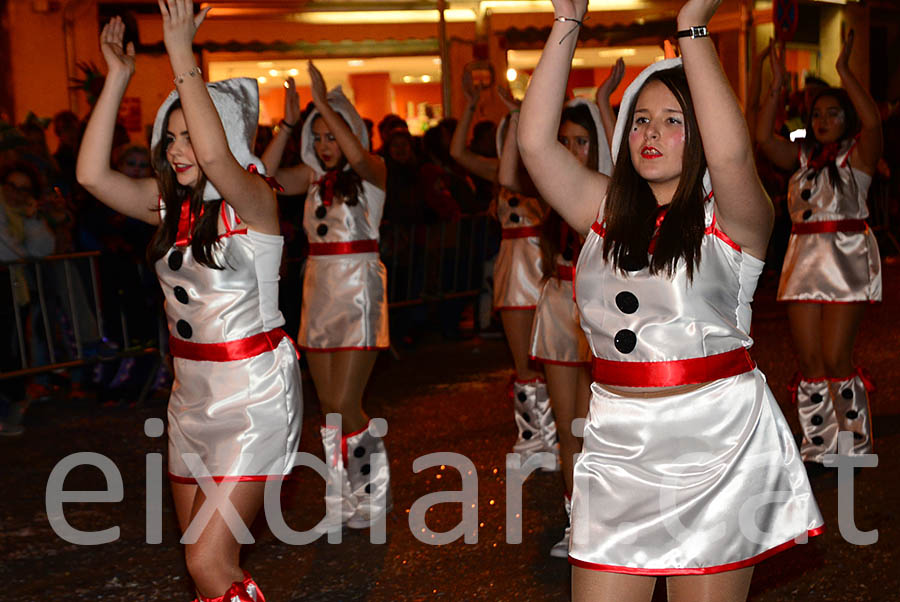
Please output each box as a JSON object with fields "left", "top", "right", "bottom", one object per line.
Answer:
{"left": 380, "top": 212, "right": 496, "bottom": 310}
{"left": 1, "top": 214, "right": 498, "bottom": 388}
{"left": 1, "top": 252, "right": 165, "bottom": 403}
{"left": 869, "top": 173, "right": 900, "bottom": 256}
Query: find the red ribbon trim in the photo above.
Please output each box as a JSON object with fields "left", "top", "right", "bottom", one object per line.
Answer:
{"left": 591, "top": 347, "right": 755, "bottom": 387}
{"left": 556, "top": 264, "right": 575, "bottom": 281}
{"left": 791, "top": 219, "right": 867, "bottom": 234}
{"left": 308, "top": 239, "right": 379, "bottom": 255}
{"left": 248, "top": 163, "right": 284, "bottom": 192}
{"left": 175, "top": 201, "right": 204, "bottom": 247}
{"left": 170, "top": 328, "right": 290, "bottom": 362}
{"left": 502, "top": 226, "right": 542, "bottom": 239}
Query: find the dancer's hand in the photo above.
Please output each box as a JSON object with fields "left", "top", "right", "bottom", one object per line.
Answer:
{"left": 836, "top": 28, "right": 854, "bottom": 75}
{"left": 100, "top": 17, "right": 135, "bottom": 79}
{"left": 158, "top": 0, "right": 210, "bottom": 56}
{"left": 496, "top": 85, "right": 521, "bottom": 112}
{"left": 677, "top": 0, "right": 721, "bottom": 29}
{"left": 308, "top": 61, "right": 328, "bottom": 108}
{"left": 462, "top": 69, "right": 484, "bottom": 108}
{"left": 551, "top": 0, "right": 588, "bottom": 20}
{"left": 283, "top": 76, "right": 300, "bottom": 125}
{"left": 596, "top": 57, "right": 625, "bottom": 102}
{"left": 769, "top": 38, "right": 787, "bottom": 89}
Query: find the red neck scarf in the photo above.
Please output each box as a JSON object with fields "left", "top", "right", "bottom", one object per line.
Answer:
{"left": 807, "top": 142, "right": 841, "bottom": 173}
{"left": 316, "top": 170, "right": 339, "bottom": 206}
{"left": 175, "top": 199, "right": 204, "bottom": 247}
{"left": 647, "top": 205, "right": 669, "bottom": 255}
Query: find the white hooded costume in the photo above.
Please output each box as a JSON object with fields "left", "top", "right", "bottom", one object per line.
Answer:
{"left": 568, "top": 59, "right": 823, "bottom": 574}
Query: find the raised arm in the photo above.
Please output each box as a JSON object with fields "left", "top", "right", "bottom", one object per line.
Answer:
{"left": 838, "top": 30, "right": 883, "bottom": 174}
{"left": 449, "top": 73, "right": 499, "bottom": 182}
{"left": 595, "top": 57, "right": 625, "bottom": 150}
{"left": 754, "top": 39, "right": 799, "bottom": 171}
{"left": 159, "top": 0, "right": 278, "bottom": 233}
{"left": 517, "top": 0, "right": 608, "bottom": 236}
{"left": 678, "top": 0, "right": 772, "bottom": 259}
{"left": 76, "top": 17, "right": 158, "bottom": 225}
{"left": 745, "top": 41, "right": 770, "bottom": 143}
{"left": 308, "top": 61, "right": 386, "bottom": 190}
{"left": 260, "top": 76, "right": 314, "bottom": 195}
{"left": 496, "top": 88, "right": 539, "bottom": 196}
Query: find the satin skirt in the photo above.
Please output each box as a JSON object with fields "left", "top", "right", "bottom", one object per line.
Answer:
{"left": 298, "top": 253, "right": 390, "bottom": 350}
{"left": 570, "top": 368, "right": 823, "bottom": 574}
{"left": 778, "top": 229, "right": 881, "bottom": 302}
{"left": 167, "top": 337, "right": 303, "bottom": 481}
{"left": 493, "top": 237, "right": 543, "bottom": 310}
{"left": 529, "top": 276, "right": 590, "bottom": 365}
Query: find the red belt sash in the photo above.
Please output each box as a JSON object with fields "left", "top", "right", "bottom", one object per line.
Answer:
{"left": 556, "top": 265, "right": 575, "bottom": 281}
{"left": 308, "top": 239, "right": 379, "bottom": 255}
{"left": 592, "top": 347, "right": 755, "bottom": 387}
{"left": 170, "top": 328, "right": 292, "bottom": 362}
{"left": 791, "top": 219, "right": 867, "bottom": 234}
{"left": 502, "top": 226, "right": 542, "bottom": 239}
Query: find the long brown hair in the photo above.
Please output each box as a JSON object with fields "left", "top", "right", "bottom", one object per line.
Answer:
{"left": 539, "top": 104, "right": 600, "bottom": 278}
{"left": 147, "top": 100, "right": 225, "bottom": 269}
{"left": 601, "top": 66, "right": 707, "bottom": 280}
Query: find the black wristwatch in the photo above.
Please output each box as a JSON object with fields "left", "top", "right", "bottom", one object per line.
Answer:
{"left": 676, "top": 25, "right": 709, "bottom": 39}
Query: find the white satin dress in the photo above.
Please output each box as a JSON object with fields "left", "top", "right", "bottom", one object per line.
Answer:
{"left": 297, "top": 177, "right": 390, "bottom": 351}
{"left": 569, "top": 198, "right": 824, "bottom": 574}
{"left": 159, "top": 201, "right": 303, "bottom": 482}
{"left": 493, "top": 187, "right": 545, "bottom": 311}
{"left": 778, "top": 137, "right": 881, "bottom": 302}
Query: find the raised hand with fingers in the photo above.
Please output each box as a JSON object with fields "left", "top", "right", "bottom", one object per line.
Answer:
{"left": 497, "top": 85, "right": 521, "bottom": 112}
{"left": 158, "top": 0, "right": 210, "bottom": 55}
{"left": 284, "top": 76, "right": 301, "bottom": 126}
{"left": 836, "top": 28, "right": 854, "bottom": 74}
{"left": 100, "top": 17, "right": 135, "bottom": 78}
{"left": 596, "top": 57, "right": 625, "bottom": 102}
{"left": 770, "top": 38, "right": 787, "bottom": 90}
{"left": 308, "top": 61, "right": 328, "bottom": 108}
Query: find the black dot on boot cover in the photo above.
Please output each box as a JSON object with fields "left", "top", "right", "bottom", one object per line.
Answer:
{"left": 811, "top": 414, "right": 823, "bottom": 425}
{"left": 354, "top": 446, "right": 365, "bottom": 457}
{"left": 846, "top": 410, "right": 859, "bottom": 420}
{"left": 361, "top": 464, "right": 371, "bottom": 475}
{"left": 812, "top": 436, "right": 825, "bottom": 445}
{"left": 523, "top": 430, "right": 533, "bottom": 440}
{"left": 841, "top": 388, "right": 854, "bottom": 399}
{"left": 811, "top": 393, "right": 823, "bottom": 403}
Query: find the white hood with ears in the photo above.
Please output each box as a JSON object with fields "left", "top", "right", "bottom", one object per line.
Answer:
{"left": 300, "top": 86, "right": 368, "bottom": 176}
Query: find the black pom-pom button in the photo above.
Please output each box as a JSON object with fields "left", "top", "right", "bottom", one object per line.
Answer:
{"left": 801, "top": 189, "right": 812, "bottom": 201}
{"left": 614, "top": 329, "right": 637, "bottom": 354}
{"left": 315, "top": 206, "right": 327, "bottom": 219}
{"left": 522, "top": 430, "right": 532, "bottom": 440}
{"left": 168, "top": 251, "right": 183, "bottom": 271}
{"left": 811, "top": 436, "right": 825, "bottom": 445}
{"left": 361, "top": 464, "right": 371, "bottom": 475}
{"left": 811, "top": 393, "right": 823, "bottom": 404}
{"left": 508, "top": 197, "right": 520, "bottom": 207}
{"left": 806, "top": 172, "right": 816, "bottom": 181}
{"left": 802, "top": 209, "right": 813, "bottom": 220}
{"left": 853, "top": 432, "right": 865, "bottom": 440}
{"left": 354, "top": 446, "right": 366, "bottom": 457}
{"left": 174, "top": 286, "right": 189, "bottom": 304}
{"left": 176, "top": 320, "right": 193, "bottom": 339}
{"left": 811, "top": 414, "right": 823, "bottom": 425}
{"left": 846, "top": 410, "right": 859, "bottom": 420}
{"left": 509, "top": 213, "right": 520, "bottom": 223}
{"left": 841, "top": 388, "right": 853, "bottom": 399}
{"left": 316, "top": 224, "right": 328, "bottom": 236}
{"left": 615, "top": 292, "right": 639, "bottom": 314}
{"left": 522, "top": 413, "right": 531, "bottom": 423}
{"left": 517, "top": 392, "right": 527, "bottom": 402}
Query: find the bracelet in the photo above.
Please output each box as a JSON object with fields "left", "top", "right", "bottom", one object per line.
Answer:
{"left": 675, "top": 25, "right": 709, "bottom": 40}
{"left": 555, "top": 15, "right": 587, "bottom": 44}
{"left": 509, "top": 108, "right": 520, "bottom": 114}
{"left": 174, "top": 65, "right": 202, "bottom": 85}
{"left": 279, "top": 119, "right": 297, "bottom": 130}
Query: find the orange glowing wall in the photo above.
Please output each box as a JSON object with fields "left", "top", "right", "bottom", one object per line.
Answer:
{"left": 392, "top": 83, "right": 442, "bottom": 120}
